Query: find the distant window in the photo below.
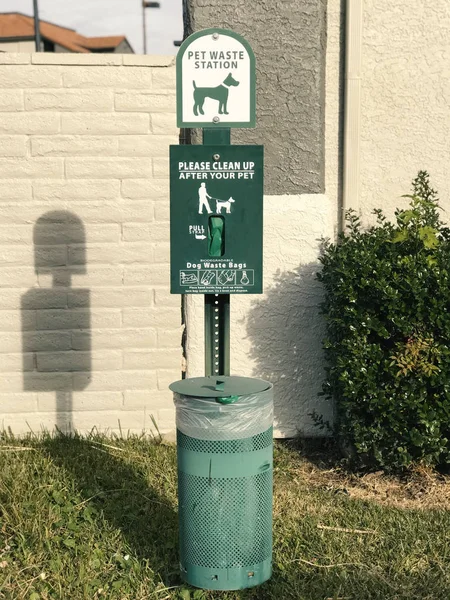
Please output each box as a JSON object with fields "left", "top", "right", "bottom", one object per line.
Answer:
{"left": 90, "top": 48, "right": 115, "bottom": 53}
{"left": 43, "top": 39, "right": 55, "bottom": 52}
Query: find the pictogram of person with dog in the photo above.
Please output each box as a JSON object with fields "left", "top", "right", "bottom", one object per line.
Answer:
{"left": 198, "top": 182, "right": 236, "bottom": 215}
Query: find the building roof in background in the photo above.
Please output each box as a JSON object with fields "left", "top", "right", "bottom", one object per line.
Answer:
{"left": 0, "top": 12, "right": 132, "bottom": 52}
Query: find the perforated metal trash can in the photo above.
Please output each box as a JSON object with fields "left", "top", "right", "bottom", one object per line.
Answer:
{"left": 169, "top": 376, "right": 273, "bottom": 591}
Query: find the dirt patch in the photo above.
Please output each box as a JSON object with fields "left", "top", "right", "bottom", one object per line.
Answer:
{"left": 277, "top": 439, "right": 450, "bottom": 510}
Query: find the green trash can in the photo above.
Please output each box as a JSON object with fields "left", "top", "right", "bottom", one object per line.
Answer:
{"left": 169, "top": 375, "right": 273, "bottom": 591}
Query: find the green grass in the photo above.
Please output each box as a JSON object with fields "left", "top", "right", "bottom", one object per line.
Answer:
{"left": 0, "top": 434, "right": 450, "bottom": 600}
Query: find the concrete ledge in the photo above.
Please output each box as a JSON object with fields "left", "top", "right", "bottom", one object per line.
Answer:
{"left": 0, "top": 53, "right": 176, "bottom": 67}
{"left": 0, "top": 53, "right": 31, "bottom": 65}
{"left": 31, "top": 53, "right": 122, "bottom": 66}
{"left": 123, "top": 55, "right": 175, "bottom": 67}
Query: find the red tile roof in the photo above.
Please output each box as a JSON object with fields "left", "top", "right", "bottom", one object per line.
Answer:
{"left": 81, "top": 36, "right": 127, "bottom": 50}
{"left": 0, "top": 13, "right": 131, "bottom": 53}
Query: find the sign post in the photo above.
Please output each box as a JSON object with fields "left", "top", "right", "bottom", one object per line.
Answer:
{"left": 172, "top": 28, "right": 261, "bottom": 378}
{"left": 172, "top": 28, "right": 261, "bottom": 377}
{"left": 202, "top": 128, "right": 232, "bottom": 377}
{"left": 170, "top": 139, "right": 263, "bottom": 374}
{"left": 170, "top": 29, "right": 272, "bottom": 592}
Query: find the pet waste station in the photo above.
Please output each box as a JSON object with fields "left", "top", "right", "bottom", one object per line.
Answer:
{"left": 169, "top": 28, "right": 274, "bottom": 592}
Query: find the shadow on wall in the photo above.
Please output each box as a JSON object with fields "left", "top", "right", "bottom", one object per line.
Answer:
{"left": 246, "top": 263, "right": 333, "bottom": 438}
{"left": 22, "top": 211, "right": 91, "bottom": 432}
{"left": 21, "top": 213, "right": 179, "bottom": 585}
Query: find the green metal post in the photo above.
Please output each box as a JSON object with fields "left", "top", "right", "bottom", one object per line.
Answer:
{"left": 203, "top": 128, "right": 231, "bottom": 377}
{"left": 202, "top": 128, "right": 230, "bottom": 146}
{"left": 204, "top": 293, "right": 230, "bottom": 377}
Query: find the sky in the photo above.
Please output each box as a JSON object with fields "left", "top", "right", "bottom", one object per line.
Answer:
{"left": 0, "top": 0, "right": 183, "bottom": 55}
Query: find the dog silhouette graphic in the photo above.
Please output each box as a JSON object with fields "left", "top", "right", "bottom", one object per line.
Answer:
{"left": 193, "top": 73, "right": 240, "bottom": 116}
{"left": 216, "top": 197, "right": 235, "bottom": 214}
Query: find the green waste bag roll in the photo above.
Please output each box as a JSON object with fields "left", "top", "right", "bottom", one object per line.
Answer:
{"left": 208, "top": 216, "right": 224, "bottom": 257}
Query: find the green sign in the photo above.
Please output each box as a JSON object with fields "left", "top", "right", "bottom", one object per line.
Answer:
{"left": 170, "top": 145, "right": 263, "bottom": 294}
{"left": 176, "top": 28, "right": 256, "bottom": 129}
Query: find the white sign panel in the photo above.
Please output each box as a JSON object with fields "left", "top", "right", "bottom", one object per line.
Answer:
{"left": 177, "top": 28, "right": 256, "bottom": 128}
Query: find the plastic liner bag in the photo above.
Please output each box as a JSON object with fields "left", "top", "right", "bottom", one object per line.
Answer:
{"left": 174, "top": 387, "right": 273, "bottom": 440}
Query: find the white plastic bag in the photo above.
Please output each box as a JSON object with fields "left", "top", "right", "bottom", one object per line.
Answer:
{"left": 174, "top": 387, "right": 273, "bottom": 440}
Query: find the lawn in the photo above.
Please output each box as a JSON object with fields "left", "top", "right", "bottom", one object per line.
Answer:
{"left": 1, "top": 433, "right": 450, "bottom": 600}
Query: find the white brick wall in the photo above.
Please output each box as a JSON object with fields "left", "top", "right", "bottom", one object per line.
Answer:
{"left": 0, "top": 53, "right": 181, "bottom": 436}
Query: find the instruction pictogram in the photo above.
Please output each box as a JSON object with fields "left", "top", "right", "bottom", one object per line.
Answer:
{"left": 180, "top": 271, "right": 198, "bottom": 285}
{"left": 200, "top": 271, "right": 216, "bottom": 286}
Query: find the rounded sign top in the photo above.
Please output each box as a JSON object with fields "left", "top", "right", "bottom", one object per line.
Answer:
{"left": 176, "top": 28, "right": 256, "bottom": 129}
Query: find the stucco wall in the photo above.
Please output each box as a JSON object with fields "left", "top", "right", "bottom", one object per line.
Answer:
{"left": 183, "top": 0, "right": 336, "bottom": 436}
{"left": 185, "top": 0, "right": 327, "bottom": 195}
{"left": 185, "top": 195, "right": 334, "bottom": 437}
{"left": 0, "top": 53, "right": 181, "bottom": 436}
{"left": 359, "top": 0, "right": 450, "bottom": 222}
{"left": 183, "top": 0, "right": 450, "bottom": 437}
{"left": 185, "top": 0, "right": 450, "bottom": 438}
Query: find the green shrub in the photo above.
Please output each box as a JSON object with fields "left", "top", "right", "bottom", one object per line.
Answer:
{"left": 317, "top": 171, "right": 450, "bottom": 469}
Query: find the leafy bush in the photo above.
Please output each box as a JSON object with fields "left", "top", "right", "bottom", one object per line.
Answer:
{"left": 317, "top": 172, "right": 450, "bottom": 469}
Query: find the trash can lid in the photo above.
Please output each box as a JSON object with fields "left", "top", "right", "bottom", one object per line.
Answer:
{"left": 169, "top": 375, "right": 272, "bottom": 398}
